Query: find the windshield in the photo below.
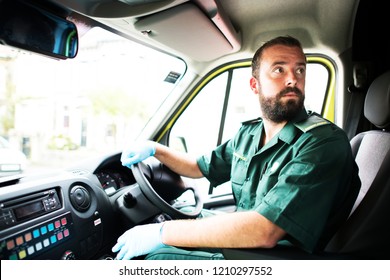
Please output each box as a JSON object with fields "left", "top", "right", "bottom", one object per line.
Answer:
{"left": 0, "top": 27, "right": 186, "bottom": 176}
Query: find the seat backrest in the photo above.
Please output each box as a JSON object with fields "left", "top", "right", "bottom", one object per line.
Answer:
{"left": 325, "top": 71, "right": 390, "bottom": 259}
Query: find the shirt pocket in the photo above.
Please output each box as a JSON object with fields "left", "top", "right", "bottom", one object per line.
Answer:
{"left": 231, "top": 153, "right": 248, "bottom": 186}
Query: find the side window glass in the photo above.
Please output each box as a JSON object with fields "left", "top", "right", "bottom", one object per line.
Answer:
{"left": 169, "top": 60, "right": 331, "bottom": 197}
{"left": 169, "top": 72, "right": 229, "bottom": 198}
{"left": 305, "top": 62, "right": 329, "bottom": 114}
{"left": 170, "top": 72, "right": 228, "bottom": 157}
{"left": 222, "top": 67, "right": 258, "bottom": 143}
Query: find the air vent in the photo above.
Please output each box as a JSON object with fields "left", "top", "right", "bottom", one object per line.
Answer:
{"left": 69, "top": 185, "right": 91, "bottom": 212}
{"left": 69, "top": 169, "right": 89, "bottom": 176}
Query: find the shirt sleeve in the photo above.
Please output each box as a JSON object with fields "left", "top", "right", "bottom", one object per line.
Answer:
{"left": 197, "top": 139, "right": 234, "bottom": 188}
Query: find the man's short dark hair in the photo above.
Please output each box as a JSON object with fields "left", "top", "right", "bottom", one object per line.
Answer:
{"left": 251, "top": 35, "right": 305, "bottom": 78}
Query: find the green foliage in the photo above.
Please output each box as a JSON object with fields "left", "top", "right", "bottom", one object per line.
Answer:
{"left": 88, "top": 88, "right": 149, "bottom": 120}
{"left": 48, "top": 134, "right": 79, "bottom": 150}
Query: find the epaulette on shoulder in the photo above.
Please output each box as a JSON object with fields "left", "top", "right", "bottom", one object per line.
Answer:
{"left": 294, "top": 112, "right": 330, "bottom": 132}
{"left": 241, "top": 117, "right": 261, "bottom": 126}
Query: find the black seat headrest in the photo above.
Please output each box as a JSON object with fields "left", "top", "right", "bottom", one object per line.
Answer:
{"left": 364, "top": 71, "right": 390, "bottom": 129}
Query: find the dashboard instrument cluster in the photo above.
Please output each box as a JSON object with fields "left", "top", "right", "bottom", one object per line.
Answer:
{"left": 95, "top": 169, "right": 133, "bottom": 195}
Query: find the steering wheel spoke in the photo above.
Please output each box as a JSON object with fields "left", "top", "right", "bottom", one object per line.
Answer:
{"left": 131, "top": 159, "right": 203, "bottom": 219}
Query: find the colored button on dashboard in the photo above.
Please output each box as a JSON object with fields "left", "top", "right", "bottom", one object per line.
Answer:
{"left": 40, "top": 226, "right": 48, "bottom": 235}
{"left": 33, "top": 229, "right": 40, "bottom": 238}
{"left": 47, "top": 223, "right": 54, "bottom": 231}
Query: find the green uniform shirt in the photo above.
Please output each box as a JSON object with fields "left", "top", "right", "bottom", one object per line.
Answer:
{"left": 197, "top": 109, "right": 360, "bottom": 253}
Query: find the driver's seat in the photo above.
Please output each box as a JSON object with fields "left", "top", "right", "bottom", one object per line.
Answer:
{"left": 223, "top": 70, "right": 390, "bottom": 260}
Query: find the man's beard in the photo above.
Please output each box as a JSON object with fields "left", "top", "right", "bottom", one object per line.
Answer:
{"left": 260, "top": 87, "right": 304, "bottom": 123}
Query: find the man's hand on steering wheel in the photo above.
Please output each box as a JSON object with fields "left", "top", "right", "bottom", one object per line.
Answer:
{"left": 121, "top": 140, "right": 156, "bottom": 167}
{"left": 121, "top": 141, "right": 203, "bottom": 219}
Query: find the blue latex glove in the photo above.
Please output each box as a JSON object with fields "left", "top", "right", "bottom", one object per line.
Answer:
{"left": 121, "top": 141, "right": 156, "bottom": 167}
{"left": 112, "top": 223, "right": 165, "bottom": 260}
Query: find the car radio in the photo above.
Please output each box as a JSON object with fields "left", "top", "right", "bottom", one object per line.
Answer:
{"left": 0, "top": 188, "right": 62, "bottom": 230}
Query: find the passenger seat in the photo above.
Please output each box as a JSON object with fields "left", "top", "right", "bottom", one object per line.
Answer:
{"left": 325, "top": 70, "right": 390, "bottom": 259}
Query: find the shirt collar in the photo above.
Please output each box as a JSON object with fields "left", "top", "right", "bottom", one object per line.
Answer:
{"left": 279, "top": 108, "right": 309, "bottom": 144}
{"left": 249, "top": 108, "right": 309, "bottom": 147}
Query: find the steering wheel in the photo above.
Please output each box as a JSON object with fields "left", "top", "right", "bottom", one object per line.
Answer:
{"left": 130, "top": 159, "right": 203, "bottom": 219}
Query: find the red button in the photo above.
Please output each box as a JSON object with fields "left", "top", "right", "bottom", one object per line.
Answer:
{"left": 6, "top": 239, "right": 15, "bottom": 250}
{"left": 15, "top": 236, "right": 24, "bottom": 246}
{"left": 24, "top": 232, "right": 32, "bottom": 242}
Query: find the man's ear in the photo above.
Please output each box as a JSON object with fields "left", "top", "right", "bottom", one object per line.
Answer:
{"left": 250, "top": 77, "right": 259, "bottom": 94}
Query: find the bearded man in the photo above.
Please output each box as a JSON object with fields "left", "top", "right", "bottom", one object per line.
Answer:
{"left": 113, "top": 36, "right": 360, "bottom": 260}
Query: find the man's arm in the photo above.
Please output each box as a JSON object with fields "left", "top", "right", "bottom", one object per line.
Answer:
{"left": 154, "top": 142, "right": 204, "bottom": 178}
{"left": 162, "top": 211, "right": 286, "bottom": 249}
{"left": 112, "top": 200, "right": 287, "bottom": 259}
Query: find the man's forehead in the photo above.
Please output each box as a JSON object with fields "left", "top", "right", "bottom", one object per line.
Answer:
{"left": 262, "top": 45, "right": 306, "bottom": 65}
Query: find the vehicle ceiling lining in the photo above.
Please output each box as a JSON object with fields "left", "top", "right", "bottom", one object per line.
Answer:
{"left": 47, "top": 0, "right": 358, "bottom": 65}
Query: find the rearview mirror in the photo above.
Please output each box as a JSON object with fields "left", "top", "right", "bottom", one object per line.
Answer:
{"left": 0, "top": 0, "right": 78, "bottom": 59}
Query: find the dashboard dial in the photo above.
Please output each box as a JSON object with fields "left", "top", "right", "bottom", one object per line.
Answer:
{"left": 96, "top": 172, "right": 118, "bottom": 195}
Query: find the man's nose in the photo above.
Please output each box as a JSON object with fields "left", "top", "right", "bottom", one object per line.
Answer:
{"left": 285, "top": 71, "right": 298, "bottom": 87}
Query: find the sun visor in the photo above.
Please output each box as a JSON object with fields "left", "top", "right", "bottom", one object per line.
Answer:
{"left": 134, "top": 3, "right": 240, "bottom": 61}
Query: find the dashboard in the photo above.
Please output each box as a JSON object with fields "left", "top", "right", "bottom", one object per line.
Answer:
{"left": 0, "top": 152, "right": 161, "bottom": 260}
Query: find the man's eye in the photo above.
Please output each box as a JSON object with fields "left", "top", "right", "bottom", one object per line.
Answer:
{"left": 297, "top": 68, "right": 305, "bottom": 74}
{"left": 274, "top": 67, "right": 283, "bottom": 73}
